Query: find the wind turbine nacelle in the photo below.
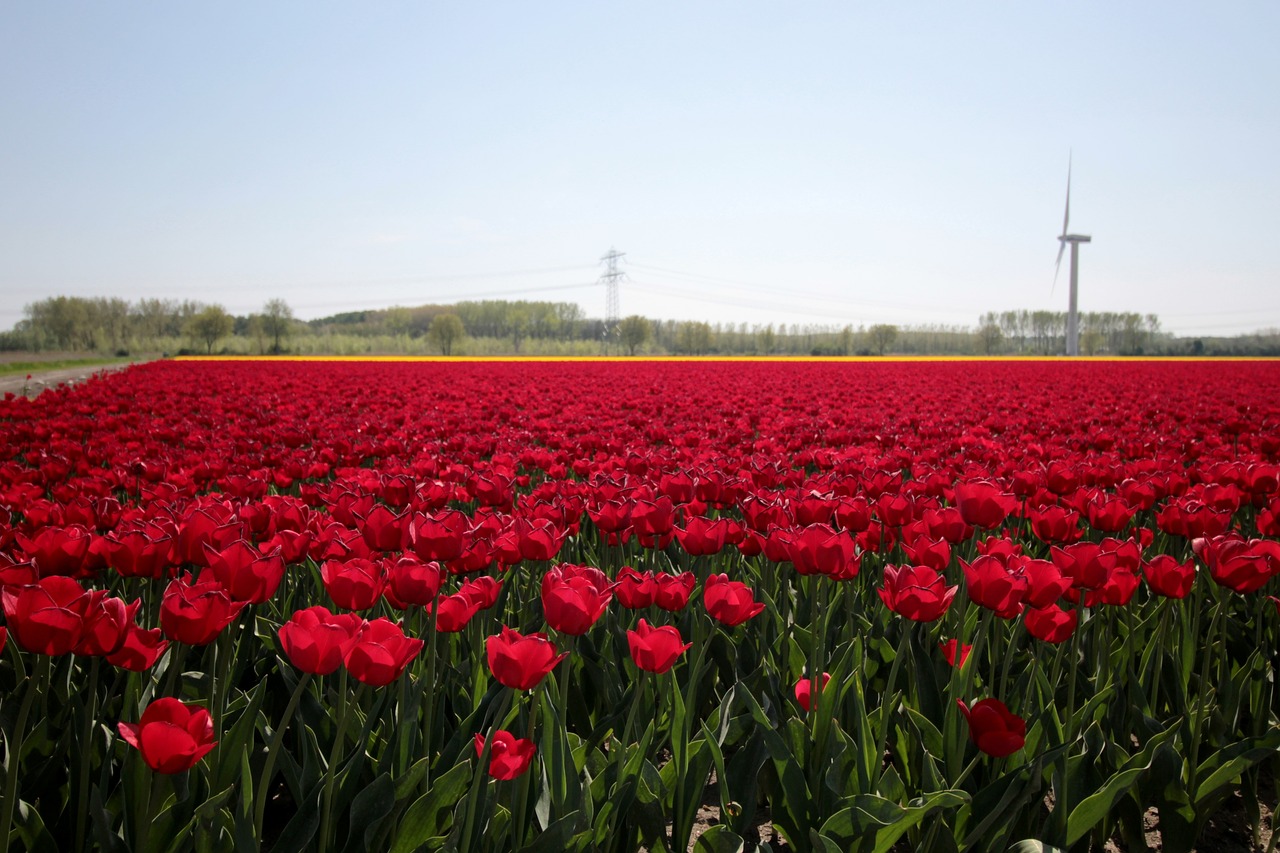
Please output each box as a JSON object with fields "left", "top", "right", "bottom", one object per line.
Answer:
{"left": 1059, "top": 234, "right": 1092, "bottom": 243}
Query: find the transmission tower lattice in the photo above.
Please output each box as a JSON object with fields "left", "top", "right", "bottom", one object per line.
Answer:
{"left": 600, "top": 248, "right": 626, "bottom": 334}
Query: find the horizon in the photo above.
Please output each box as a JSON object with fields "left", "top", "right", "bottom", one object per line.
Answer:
{"left": 3, "top": 3, "right": 1278, "bottom": 338}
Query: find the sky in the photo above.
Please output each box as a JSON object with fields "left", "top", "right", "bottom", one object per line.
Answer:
{"left": 2, "top": 3, "right": 1277, "bottom": 337}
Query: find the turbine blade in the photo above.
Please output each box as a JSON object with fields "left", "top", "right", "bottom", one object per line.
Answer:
{"left": 1061, "top": 152, "right": 1072, "bottom": 237}
{"left": 1052, "top": 241, "right": 1066, "bottom": 294}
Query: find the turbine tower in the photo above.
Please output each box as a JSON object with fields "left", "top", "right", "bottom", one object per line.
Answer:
{"left": 1054, "top": 155, "right": 1091, "bottom": 357}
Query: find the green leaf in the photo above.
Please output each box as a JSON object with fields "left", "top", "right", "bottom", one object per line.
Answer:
{"left": 517, "top": 811, "right": 582, "bottom": 853}
{"left": 1194, "top": 729, "right": 1280, "bottom": 805}
{"left": 693, "top": 824, "right": 746, "bottom": 853}
{"left": 214, "top": 678, "right": 269, "bottom": 793}
{"left": 389, "top": 762, "right": 472, "bottom": 853}
{"left": 343, "top": 772, "right": 396, "bottom": 853}
{"left": 1066, "top": 720, "right": 1180, "bottom": 846}
{"left": 820, "top": 790, "right": 969, "bottom": 853}
{"left": 1007, "top": 842, "right": 1067, "bottom": 853}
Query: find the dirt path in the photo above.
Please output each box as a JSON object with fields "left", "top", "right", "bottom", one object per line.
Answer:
{"left": 0, "top": 361, "right": 145, "bottom": 398}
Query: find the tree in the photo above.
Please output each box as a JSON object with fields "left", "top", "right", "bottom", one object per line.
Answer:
{"left": 618, "top": 315, "right": 651, "bottom": 356}
{"left": 186, "top": 305, "right": 234, "bottom": 354}
{"left": 262, "top": 299, "right": 293, "bottom": 354}
{"left": 427, "top": 313, "right": 466, "bottom": 356}
{"left": 977, "top": 321, "right": 1003, "bottom": 355}
{"left": 869, "top": 324, "right": 898, "bottom": 356}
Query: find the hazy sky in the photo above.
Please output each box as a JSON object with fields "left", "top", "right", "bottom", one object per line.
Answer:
{"left": 2, "top": 3, "right": 1277, "bottom": 336}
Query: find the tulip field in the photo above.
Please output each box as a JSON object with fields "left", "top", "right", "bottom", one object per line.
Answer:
{"left": 4, "top": 356, "right": 1280, "bottom": 853}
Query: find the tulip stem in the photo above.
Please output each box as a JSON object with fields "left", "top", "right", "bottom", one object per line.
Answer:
{"left": 874, "top": 621, "right": 913, "bottom": 780}
{"left": 459, "top": 690, "right": 515, "bottom": 853}
{"left": 318, "top": 670, "right": 354, "bottom": 853}
{"left": 1188, "top": 592, "right": 1225, "bottom": 797}
{"left": 1053, "top": 598, "right": 1088, "bottom": 845}
{"left": 74, "top": 656, "right": 101, "bottom": 853}
{"left": 1, "top": 653, "right": 45, "bottom": 853}
{"left": 254, "top": 671, "right": 311, "bottom": 838}
{"left": 419, "top": 603, "right": 439, "bottom": 795}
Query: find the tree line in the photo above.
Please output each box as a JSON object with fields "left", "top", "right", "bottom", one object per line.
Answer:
{"left": 3, "top": 294, "right": 1274, "bottom": 356}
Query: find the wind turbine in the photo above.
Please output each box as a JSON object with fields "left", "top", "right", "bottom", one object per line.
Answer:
{"left": 1053, "top": 154, "right": 1091, "bottom": 356}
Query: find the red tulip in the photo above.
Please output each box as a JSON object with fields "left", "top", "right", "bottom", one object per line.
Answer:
{"left": 787, "top": 524, "right": 859, "bottom": 578}
{"left": 278, "top": 606, "right": 366, "bottom": 675}
{"left": 954, "top": 481, "right": 1018, "bottom": 530}
{"left": 1198, "top": 536, "right": 1280, "bottom": 594}
{"left": 432, "top": 592, "right": 483, "bottom": 632}
{"left": 16, "top": 525, "right": 96, "bottom": 578}
{"left": 486, "top": 626, "right": 567, "bottom": 690}
{"left": 320, "top": 558, "right": 385, "bottom": 611}
{"left": 104, "top": 624, "right": 169, "bottom": 672}
{"left": 794, "top": 672, "right": 831, "bottom": 711}
{"left": 939, "top": 639, "right": 972, "bottom": 668}
{"left": 703, "top": 574, "right": 765, "bottom": 626}
{"left": 1016, "top": 558, "right": 1073, "bottom": 608}
{"left": 76, "top": 594, "right": 140, "bottom": 657}
{"left": 205, "top": 540, "right": 286, "bottom": 604}
{"left": 626, "top": 619, "right": 690, "bottom": 674}
{"left": 386, "top": 558, "right": 446, "bottom": 608}
{"left": 1142, "top": 555, "right": 1196, "bottom": 599}
{"left": 541, "top": 564, "right": 612, "bottom": 635}
{"left": 102, "top": 529, "right": 175, "bottom": 579}
{"left": 118, "top": 697, "right": 218, "bottom": 773}
{"left": 653, "top": 572, "right": 696, "bottom": 612}
{"left": 475, "top": 730, "right": 537, "bottom": 780}
{"left": 961, "top": 556, "right": 1028, "bottom": 619}
{"left": 355, "top": 504, "right": 411, "bottom": 552}
{"left": 407, "top": 510, "right": 469, "bottom": 562}
{"left": 879, "top": 565, "right": 957, "bottom": 622}
{"left": 1024, "top": 603, "right": 1077, "bottom": 644}
{"left": 1, "top": 576, "right": 92, "bottom": 655}
{"left": 342, "top": 618, "right": 423, "bottom": 686}
{"left": 957, "top": 698, "right": 1026, "bottom": 757}
{"left": 674, "top": 516, "right": 731, "bottom": 557}
{"left": 614, "top": 567, "right": 657, "bottom": 609}
{"left": 159, "top": 573, "right": 246, "bottom": 646}
{"left": 1028, "top": 505, "right": 1084, "bottom": 545}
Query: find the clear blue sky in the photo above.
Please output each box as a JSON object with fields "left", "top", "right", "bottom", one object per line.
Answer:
{"left": 2, "top": 3, "right": 1277, "bottom": 336}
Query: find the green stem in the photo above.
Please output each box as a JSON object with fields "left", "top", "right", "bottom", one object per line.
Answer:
{"left": 874, "top": 621, "right": 914, "bottom": 777}
{"left": 318, "top": 670, "right": 354, "bottom": 853}
{"left": 254, "top": 671, "right": 312, "bottom": 837}
{"left": 1, "top": 653, "right": 46, "bottom": 853}
{"left": 420, "top": 603, "right": 439, "bottom": 794}
{"left": 75, "top": 656, "right": 102, "bottom": 853}
{"left": 1188, "top": 593, "right": 1225, "bottom": 796}
{"left": 1053, "top": 597, "right": 1088, "bottom": 845}
{"left": 459, "top": 690, "right": 515, "bottom": 853}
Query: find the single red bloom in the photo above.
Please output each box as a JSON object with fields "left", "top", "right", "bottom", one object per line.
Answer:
{"left": 432, "top": 592, "right": 483, "bottom": 632}
{"left": 674, "top": 516, "right": 732, "bottom": 557}
{"left": 486, "top": 626, "right": 567, "bottom": 690}
{"left": 957, "top": 698, "right": 1026, "bottom": 758}
{"left": 614, "top": 566, "right": 657, "bottom": 609}
{"left": 879, "top": 565, "right": 957, "bottom": 622}
{"left": 117, "top": 697, "right": 217, "bottom": 774}
{"left": 939, "top": 638, "right": 973, "bottom": 668}
{"left": 653, "top": 572, "right": 696, "bottom": 612}
{"left": 386, "top": 558, "right": 445, "bottom": 608}
{"left": 321, "top": 557, "right": 386, "bottom": 611}
{"left": 75, "top": 593, "right": 140, "bottom": 657}
{"left": 794, "top": 672, "right": 831, "bottom": 712}
{"left": 342, "top": 618, "right": 423, "bottom": 686}
{"left": 954, "top": 481, "right": 1018, "bottom": 530}
{"left": 1024, "top": 603, "right": 1077, "bottom": 644}
{"left": 278, "top": 606, "right": 365, "bottom": 675}
{"left": 475, "top": 730, "right": 537, "bottom": 780}
{"left": 1, "top": 576, "right": 92, "bottom": 655}
{"left": 962, "top": 556, "right": 1028, "bottom": 619}
{"left": 104, "top": 624, "right": 169, "bottom": 672}
{"left": 205, "top": 539, "right": 286, "bottom": 604}
{"left": 703, "top": 573, "right": 765, "bottom": 626}
{"left": 627, "top": 619, "right": 691, "bottom": 674}
{"left": 1142, "top": 555, "right": 1196, "bottom": 599}
{"left": 542, "top": 564, "right": 612, "bottom": 635}
{"left": 159, "top": 573, "right": 245, "bottom": 646}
